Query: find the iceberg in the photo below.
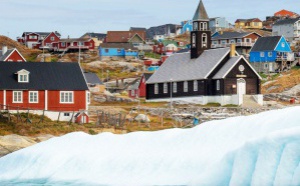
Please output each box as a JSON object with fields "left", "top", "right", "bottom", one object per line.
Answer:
{"left": 0, "top": 107, "right": 300, "bottom": 185}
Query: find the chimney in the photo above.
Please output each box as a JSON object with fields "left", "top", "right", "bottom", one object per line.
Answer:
{"left": 230, "top": 43, "right": 236, "bottom": 57}
{"left": 2, "top": 46, "right": 7, "bottom": 56}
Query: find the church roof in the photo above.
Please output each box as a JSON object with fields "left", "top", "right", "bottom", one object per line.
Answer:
{"left": 193, "top": 0, "right": 209, "bottom": 21}
{"left": 146, "top": 48, "right": 230, "bottom": 84}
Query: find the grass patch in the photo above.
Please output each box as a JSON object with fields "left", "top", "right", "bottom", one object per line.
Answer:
{"left": 205, "top": 102, "right": 221, "bottom": 107}
{"left": 145, "top": 52, "right": 161, "bottom": 59}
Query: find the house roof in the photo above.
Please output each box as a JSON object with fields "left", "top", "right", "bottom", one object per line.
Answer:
{"left": 250, "top": 36, "right": 282, "bottom": 52}
{"left": 0, "top": 62, "right": 88, "bottom": 90}
{"left": 273, "top": 18, "right": 300, "bottom": 25}
{"left": 59, "top": 38, "right": 92, "bottom": 42}
{"left": 146, "top": 48, "right": 230, "bottom": 84}
{"left": 81, "top": 33, "right": 106, "bottom": 39}
{"left": 274, "top": 9, "right": 298, "bottom": 17}
{"left": 23, "top": 31, "right": 61, "bottom": 37}
{"left": 127, "top": 78, "right": 140, "bottom": 90}
{"left": 130, "top": 27, "right": 147, "bottom": 31}
{"left": 0, "top": 49, "right": 14, "bottom": 61}
{"left": 176, "top": 48, "right": 190, "bottom": 53}
{"left": 100, "top": 43, "right": 137, "bottom": 50}
{"left": 106, "top": 31, "right": 146, "bottom": 43}
{"left": 212, "top": 31, "right": 252, "bottom": 40}
{"left": 235, "top": 18, "right": 262, "bottom": 23}
{"left": 143, "top": 73, "right": 153, "bottom": 81}
{"left": 212, "top": 56, "right": 242, "bottom": 79}
{"left": 84, "top": 72, "right": 103, "bottom": 85}
{"left": 161, "top": 40, "right": 178, "bottom": 47}
{"left": 193, "top": 0, "right": 209, "bottom": 21}
{"left": 213, "top": 56, "right": 261, "bottom": 79}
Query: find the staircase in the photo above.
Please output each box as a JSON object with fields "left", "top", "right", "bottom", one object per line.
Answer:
{"left": 242, "top": 95, "right": 262, "bottom": 108}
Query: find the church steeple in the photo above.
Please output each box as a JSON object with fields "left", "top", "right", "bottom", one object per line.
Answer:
{"left": 190, "top": 0, "right": 211, "bottom": 59}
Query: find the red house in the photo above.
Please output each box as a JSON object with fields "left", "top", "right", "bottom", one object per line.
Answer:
{"left": 51, "top": 38, "right": 95, "bottom": 52}
{"left": 0, "top": 62, "right": 90, "bottom": 122}
{"left": 0, "top": 46, "right": 26, "bottom": 62}
{"left": 17, "top": 31, "right": 61, "bottom": 49}
{"left": 128, "top": 73, "right": 153, "bottom": 98}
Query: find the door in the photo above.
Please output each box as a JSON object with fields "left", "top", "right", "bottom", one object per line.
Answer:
{"left": 237, "top": 78, "right": 246, "bottom": 95}
{"left": 237, "top": 79, "right": 246, "bottom": 105}
{"left": 81, "top": 116, "right": 86, "bottom": 124}
{"left": 269, "top": 63, "right": 273, "bottom": 72}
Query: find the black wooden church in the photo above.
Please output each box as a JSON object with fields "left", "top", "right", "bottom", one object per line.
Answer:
{"left": 146, "top": 0, "right": 262, "bottom": 105}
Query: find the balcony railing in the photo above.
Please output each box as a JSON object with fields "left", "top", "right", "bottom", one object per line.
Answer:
{"left": 211, "top": 42, "right": 254, "bottom": 48}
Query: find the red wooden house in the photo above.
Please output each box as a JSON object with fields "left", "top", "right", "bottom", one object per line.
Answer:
{"left": 128, "top": 73, "right": 153, "bottom": 98}
{"left": 51, "top": 38, "right": 95, "bottom": 52}
{"left": 0, "top": 46, "right": 26, "bottom": 62}
{"left": 0, "top": 62, "right": 90, "bottom": 122}
{"left": 17, "top": 31, "right": 61, "bottom": 49}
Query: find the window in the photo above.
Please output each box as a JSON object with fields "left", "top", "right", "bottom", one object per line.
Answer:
{"left": 200, "top": 22, "right": 204, "bottom": 30}
{"left": 202, "top": 33, "right": 207, "bottom": 47}
{"left": 264, "top": 63, "right": 269, "bottom": 69}
{"left": 281, "top": 42, "right": 285, "bottom": 47}
{"left": 268, "top": 52, "right": 273, "bottom": 57}
{"left": 90, "top": 43, "right": 93, "bottom": 47}
{"left": 29, "top": 91, "right": 38, "bottom": 103}
{"left": 29, "top": 35, "right": 37, "bottom": 39}
{"left": 154, "top": 84, "right": 159, "bottom": 94}
{"left": 221, "top": 40, "right": 227, "bottom": 44}
{"left": 237, "top": 39, "right": 242, "bottom": 43}
{"left": 183, "top": 81, "right": 188, "bottom": 92}
{"left": 260, "top": 52, "right": 265, "bottom": 57}
{"left": 193, "top": 22, "right": 198, "bottom": 31}
{"left": 193, "top": 80, "right": 198, "bottom": 91}
{"left": 87, "top": 92, "right": 90, "bottom": 104}
{"left": 13, "top": 91, "right": 23, "bottom": 103}
{"left": 192, "top": 33, "right": 196, "bottom": 48}
{"left": 245, "top": 38, "right": 251, "bottom": 43}
{"left": 105, "top": 49, "right": 109, "bottom": 53}
{"left": 163, "top": 83, "right": 168, "bottom": 94}
{"left": 19, "top": 74, "right": 29, "bottom": 83}
{"left": 61, "top": 42, "right": 66, "bottom": 47}
{"left": 203, "top": 22, "right": 207, "bottom": 30}
{"left": 78, "top": 42, "right": 84, "bottom": 46}
{"left": 213, "top": 41, "right": 218, "bottom": 45}
{"left": 131, "top": 90, "right": 135, "bottom": 96}
{"left": 50, "top": 37, "right": 55, "bottom": 41}
{"left": 60, "top": 91, "right": 74, "bottom": 103}
{"left": 216, "top": 80, "right": 220, "bottom": 91}
{"left": 173, "top": 82, "right": 177, "bottom": 93}
{"left": 117, "top": 49, "right": 121, "bottom": 53}
{"left": 64, "top": 113, "right": 70, "bottom": 117}
{"left": 230, "top": 39, "right": 235, "bottom": 43}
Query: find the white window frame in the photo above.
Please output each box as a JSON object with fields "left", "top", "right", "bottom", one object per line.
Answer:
{"left": 64, "top": 113, "right": 70, "bottom": 116}
{"left": 183, "top": 81, "right": 188, "bottom": 92}
{"left": 221, "top": 40, "right": 227, "bottom": 44}
{"left": 78, "top": 42, "right": 84, "bottom": 46}
{"left": 60, "top": 91, "right": 74, "bottom": 104}
{"left": 29, "top": 91, "right": 39, "bottom": 103}
{"left": 154, "top": 84, "right": 159, "bottom": 94}
{"left": 245, "top": 38, "right": 252, "bottom": 43}
{"left": 260, "top": 52, "right": 265, "bottom": 57}
{"left": 230, "top": 39, "right": 235, "bottom": 43}
{"left": 163, "top": 83, "right": 168, "bottom": 94}
{"left": 203, "top": 22, "right": 207, "bottom": 30}
{"left": 281, "top": 42, "right": 285, "bottom": 47}
{"left": 50, "top": 36, "right": 55, "bottom": 41}
{"left": 193, "top": 22, "right": 198, "bottom": 31}
{"left": 18, "top": 74, "right": 29, "bottom": 83}
{"left": 202, "top": 33, "right": 207, "bottom": 47}
{"left": 61, "top": 42, "right": 66, "bottom": 47}
{"left": 216, "top": 80, "right": 220, "bottom": 91}
{"left": 237, "top": 39, "right": 242, "bottom": 43}
{"left": 131, "top": 90, "right": 135, "bottom": 97}
{"left": 193, "top": 80, "right": 198, "bottom": 91}
{"left": 268, "top": 52, "right": 273, "bottom": 57}
{"left": 173, "top": 82, "right": 177, "bottom": 93}
{"left": 192, "top": 33, "right": 196, "bottom": 48}
{"left": 13, "top": 91, "right": 23, "bottom": 103}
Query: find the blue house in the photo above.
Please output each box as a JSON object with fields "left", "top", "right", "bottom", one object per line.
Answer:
{"left": 181, "top": 20, "right": 193, "bottom": 34}
{"left": 99, "top": 43, "right": 139, "bottom": 60}
{"left": 250, "top": 36, "right": 293, "bottom": 73}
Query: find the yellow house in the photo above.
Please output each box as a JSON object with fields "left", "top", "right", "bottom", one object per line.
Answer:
{"left": 235, "top": 18, "right": 263, "bottom": 29}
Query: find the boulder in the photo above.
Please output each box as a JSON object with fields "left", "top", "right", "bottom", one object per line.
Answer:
{"left": 135, "top": 114, "right": 150, "bottom": 123}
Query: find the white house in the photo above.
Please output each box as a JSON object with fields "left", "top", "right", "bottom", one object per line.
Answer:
{"left": 272, "top": 18, "right": 300, "bottom": 41}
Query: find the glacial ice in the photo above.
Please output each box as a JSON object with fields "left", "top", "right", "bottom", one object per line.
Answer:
{"left": 0, "top": 107, "right": 300, "bottom": 185}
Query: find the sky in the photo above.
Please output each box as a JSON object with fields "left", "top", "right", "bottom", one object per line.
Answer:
{"left": 1, "top": 0, "right": 300, "bottom": 40}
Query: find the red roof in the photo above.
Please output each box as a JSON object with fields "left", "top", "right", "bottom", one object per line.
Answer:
{"left": 106, "top": 31, "right": 146, "bottom": 43}
{"left": 274, "top": 9, "right": 298, "bottom": 17}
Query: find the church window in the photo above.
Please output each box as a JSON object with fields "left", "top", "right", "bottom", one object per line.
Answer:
{"left": 193, "top": 22, "right": 198, "bottom": 31}
{"left": 202, "top": 33, "right": 207, "bottom": 47}
{"left": 192, "top": 33, "right": 196, "bottom": 48}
